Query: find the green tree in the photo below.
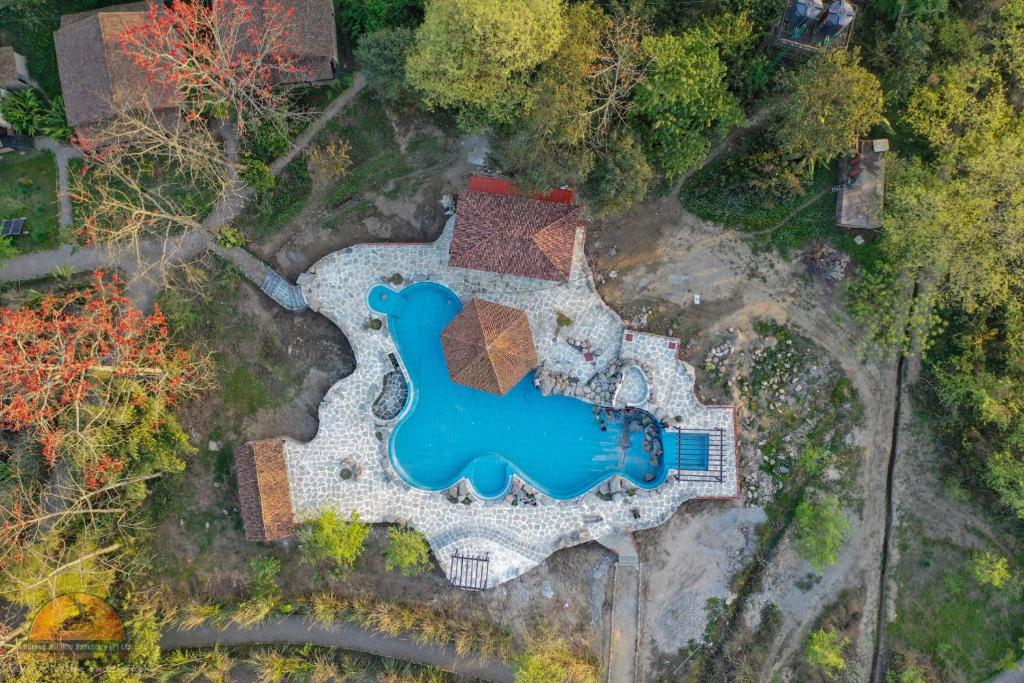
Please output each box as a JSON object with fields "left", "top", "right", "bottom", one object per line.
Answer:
{"left": 356, "top": 27, "right": 418, "bottom": 104}
{"left": 793, "top": 495, "right": 850, "bottom": 571}
{"left": 632, "top": 27, "right": 745, "bottom": 177}
{"left": 490, "top": 2, "right": 605, "bottom": 189}
{"left": 336, "top": 0, "right": 422, "bottom": 38}
{"left": 405, "top": 0, "right": 566, "bottom": 128}
{"left": 774, "top": 49, "right": 883, "bottom": 174}
{"left": 582, "top": 130, "right": 653, "bottom": 214}
{"left": 298, "top": 510, "right": 370, "bottom": 570}
{"left": 805, "top": 628, "right": 849, "bottom": 677}
{"left": 384, "top": 526, "right": 432, "bottom": 576}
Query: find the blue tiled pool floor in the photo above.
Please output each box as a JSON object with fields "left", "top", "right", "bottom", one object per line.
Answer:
{"left": 368, "top": 281, "right": 709, "bottom": 500}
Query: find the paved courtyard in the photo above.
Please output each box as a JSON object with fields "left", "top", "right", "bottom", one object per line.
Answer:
{"left": 282, "top": 215, "right": 737, "bottom": 588}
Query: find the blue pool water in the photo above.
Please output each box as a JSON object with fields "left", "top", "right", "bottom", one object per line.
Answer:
{"left": 367, "top": 282, "right": 710, "bottom": 500}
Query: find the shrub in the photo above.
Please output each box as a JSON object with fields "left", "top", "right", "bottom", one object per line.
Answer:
{"left": 306, "top": 139, "right": 352, "bottom": 183}
{"left": 805, "top": 628, "right": 849, "bottom": 676}
{"left": 794, "top": 495, "right": 850, "bottom": 571}
{"left": 298, "top": 510, "right": 370, "bottom": 571}
{"left": 242, "top": 158, "right": 276, "bottom": 193}
{"left": 215, "top": 226, "right": 247, "bottom": 248}
{"left": 0, "top": 89, "right": 45, "bottom": 136}
{"left": 337, "top": 0, "right": 423, "bottom": 37}
{"left": 555, "top": 312, "right": 573, "bottom": 328}
{"left": 248, "top": 556, "right": 282, "bottom": 600}
{"left": 42, "top": 96, "right": 72, "bottom": 142}
{"left": 384, "top": 526, "right": 432, "bottom": 576}
{"left": 582, "top": 131, "right": 653, "bottom": 215}
{"left": 971, "top": 551, "right": 1013, "bottom": 589}
{"left": 250, "top": 118, "right": 291, "bottom": 161}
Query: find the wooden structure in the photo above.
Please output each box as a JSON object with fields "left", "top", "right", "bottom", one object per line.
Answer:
{"left": 836, "top": 139, "right": 888, "bottom": 230}
{"left": 441, "top": 299, "right": 539, "bottom": 396}
{"left": 234, "top": 439, "right": 295, "bottom": 542}
{"left": 771, "top": 0, "right": 856, "bottom": 58}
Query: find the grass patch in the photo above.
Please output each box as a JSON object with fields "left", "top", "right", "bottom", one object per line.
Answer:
{"left": 680, "top": 143, "right": 881, "bottom": 264}
{"left": 0, "top": 150, "right": 60, "bottom": 252}
{"left": 222, "top": 365, "right": 272, "bottom": 415}
{"left": 238, "top": 158, "right": 312, "bottom": 239}
{"left": 321, "top": 94, "right": 410, "bottom": 209}
{"left": 680, "top": 152, "right": 836, "bottom": 235}
{"left": 889, "top": 530, "right": 1024, "bottom": 680}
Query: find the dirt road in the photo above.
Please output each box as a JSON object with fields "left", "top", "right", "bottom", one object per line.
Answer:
{"left": 589, "top": 194, "right": 896, "bottom": 677}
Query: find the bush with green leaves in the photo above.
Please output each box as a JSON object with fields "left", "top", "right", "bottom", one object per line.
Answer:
{"left": 336, "top": 0, "right": 423, "bottom": 38}
{"left": 248, "top": 555, "right": 282, "bottom": 599}
{"left": 298, "top": 509, "right": 370, "bottom": 571}
{"left": 241, "top": 158, "right": 276, "bottom": 193}
{"left": 356, "top": 27, "right": 418, "bottom": 104}
{"left": 805, "top": 628, "right": 849, "bottom": 677}
{"left": 582, "top": 131, "right": 653, "bottom": 215}
{"left": 249, "top": 118, "right": 291, "bottom": 161}
{"left": 0, "top": 88, "right": 44, "bottom": 136}
{"left": 794, "top": 495, "right": 850, "bottom": 571}
{"left": 215, "top": 226, "right": 247, "bottom": 248}
{"left": 384, "top": 526, "right": 432, "bottom": 576}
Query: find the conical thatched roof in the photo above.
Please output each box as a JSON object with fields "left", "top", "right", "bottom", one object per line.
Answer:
{"left": 441, "top": 299, "right": 538, "bottom": 395}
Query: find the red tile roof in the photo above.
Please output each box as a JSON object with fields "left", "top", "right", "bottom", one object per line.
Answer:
{"left": 450, "top": 182, "right": 580, "bottom": 282}
{"left": 234, "top": 439, "right": 295, "bottom": 542}
{"left": 441, "top": 299, "right": 539, "bottom": 395}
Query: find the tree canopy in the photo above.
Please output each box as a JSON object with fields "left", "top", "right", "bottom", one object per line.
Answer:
{"left": 405, "top": 0, "right": 566, "bottom": 128}
{"left": 774, "top": 49, "right": 883, "bottom": 174}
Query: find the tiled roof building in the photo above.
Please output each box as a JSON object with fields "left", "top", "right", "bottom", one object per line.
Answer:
{"left": 234, "top": 439, "right": 295, "bottom": 542}
{"left": 53, "top": 0, "right": 337, "bottom": 131}
{"left": 441, "top": 299, "right": 539, "bottom": 396}
{"left": 449, "top": 179, "right": 580, "bottom": 282}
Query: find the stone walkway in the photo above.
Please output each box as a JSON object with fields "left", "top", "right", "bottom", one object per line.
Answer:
{"left": 599, "top": 533, "right": 640, "bottom": 683}
{"left": 161, "top": 617, "right": 513, "bottom": 683}
{"left": 283, "top": 216, "right": 737, "bottom": 587}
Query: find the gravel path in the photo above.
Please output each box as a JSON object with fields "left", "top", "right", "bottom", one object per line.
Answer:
{"left": 33, "top": 136, "right": 82, "bottom": 228}
{"left": 161, "top": 617, "right": 514, "bottom": 683}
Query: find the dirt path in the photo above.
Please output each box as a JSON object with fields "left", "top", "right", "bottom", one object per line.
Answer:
{"left": 161, "top": 617, "right": 513, "bottom": 683}
{"left": 269, "top": 72, "right": 366, "bottom": 175}
{"left": 589, "top": 193, "right": 896, "bottom": 677}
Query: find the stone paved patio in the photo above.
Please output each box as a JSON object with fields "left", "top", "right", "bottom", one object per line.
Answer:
{"left": 282, "top": 215, "right": 737, "bottom": 588}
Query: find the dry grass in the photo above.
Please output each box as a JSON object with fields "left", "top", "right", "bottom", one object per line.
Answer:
{"left": 230, "top": 596, "right": 279, "bottom": 627}
{"left": 177, "top": 601, "right": 224, "bottom": 630}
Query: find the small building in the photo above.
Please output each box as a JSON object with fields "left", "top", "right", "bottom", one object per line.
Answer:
{"left": 234, "top": 439, "right": 295, "bottom": 542}
{"left": 54, "top": 2, "right": 179, "bottom": 134}
{"left": 772, "top": 0, "right": 856, "bottom": 58}
{"left": 0, "top": 47, "right": 32, "bottom": 91}
{"left": 441, "top": 298, "right": 539, "bottom": 396}
{"left": 449, "top": 176, "right": 581, "bottom": 282}
{"left": 53, "top": 0, "right": 338, "bottom": 133}
{"left": 836, "top": 139, "right": 888, "bottom": 230}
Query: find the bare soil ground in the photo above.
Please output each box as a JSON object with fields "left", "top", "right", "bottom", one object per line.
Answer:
{"left": 586, "top": 194, "right": 897, "bottom": 678}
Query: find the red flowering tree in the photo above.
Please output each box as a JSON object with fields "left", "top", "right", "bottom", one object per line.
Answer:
{"left": 117, "top": 0, "right": 307, "bottom": 134}
{"left": 0, "top": 272, "right": 206, "bottom": 467}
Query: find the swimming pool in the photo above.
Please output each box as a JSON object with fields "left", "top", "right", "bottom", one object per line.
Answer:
{"left": 367, "top": 281, "right": 710, "bottom": 500}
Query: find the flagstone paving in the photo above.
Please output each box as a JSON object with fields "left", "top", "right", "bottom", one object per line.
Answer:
{"left": 282, "top": 215, "right": 737, "bottom": 588}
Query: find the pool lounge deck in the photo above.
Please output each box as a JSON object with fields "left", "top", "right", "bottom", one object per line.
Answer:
{"left": 283, "top": 215, "right": 737, "bottom": 588}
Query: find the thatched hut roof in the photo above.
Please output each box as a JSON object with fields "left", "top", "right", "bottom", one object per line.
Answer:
{"left": 234, "top": 439, "right": 295, "bottom": 542}
{"left": 441, "top": 299, "right": 538, "bottom": 396}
